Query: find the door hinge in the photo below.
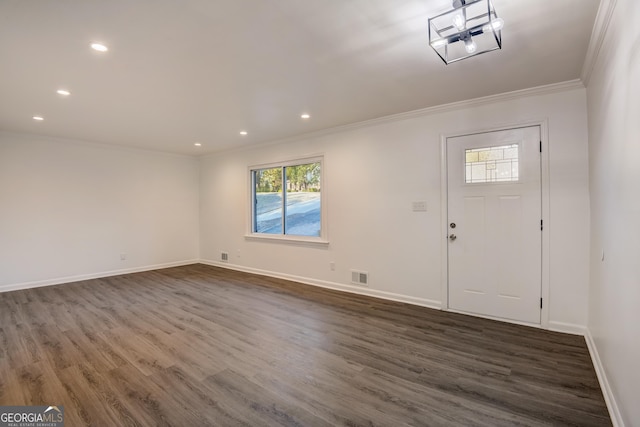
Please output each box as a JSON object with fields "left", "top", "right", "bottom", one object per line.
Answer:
{"left": 539, "top": 141, "right": 542, "bottom": 152}
{"left": 540, "top": 219, "right": 543, "bottom": 230}
{"left": 540, "top": 298, "right": 543, "bottom": 309}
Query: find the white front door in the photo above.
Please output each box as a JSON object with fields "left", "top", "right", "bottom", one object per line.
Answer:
{"left": 447, "top": 126, "right": 542, "bottom": 324}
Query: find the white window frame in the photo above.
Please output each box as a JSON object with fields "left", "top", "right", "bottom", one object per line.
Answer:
{"left": 246, "top": 155, "right": 328, "bottom": 246}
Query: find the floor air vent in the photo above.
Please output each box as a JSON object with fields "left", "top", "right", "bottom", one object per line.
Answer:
{"left": 351, "top": 270, "right": 368, "bottom": 286}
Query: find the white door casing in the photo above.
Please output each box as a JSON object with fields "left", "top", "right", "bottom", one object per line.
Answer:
{"left": 446, "top": 126, "right": 542, "bottom": 324}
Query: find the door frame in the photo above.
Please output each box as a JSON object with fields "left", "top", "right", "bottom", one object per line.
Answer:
{"left": 439, "top": 120, "right": 550, "bottom": 328}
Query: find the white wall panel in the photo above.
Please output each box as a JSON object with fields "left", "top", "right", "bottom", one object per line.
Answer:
{"left": 586, "top": 0, "right": 640, "bottom": 424}
{"left": 0, "top": 133, "right": 200, "bottom": 289}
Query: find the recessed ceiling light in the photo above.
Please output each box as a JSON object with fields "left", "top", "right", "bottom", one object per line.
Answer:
{"left": 194, "top": 142, "right": 202, "bottom": 147}
{"left": 56, "top": 89, "right": 71, "bottom": 96}
{"left": 301, "top": 113, "right": 310, "bottom": 119}
{"left": 32, "top": 116, "right": 44, "bottom": 121}
{"left": 239, "top": 131, "right": 248, "bottom": 136}
{"left": 90, "top": 43, "right": 108, "bottom": 52}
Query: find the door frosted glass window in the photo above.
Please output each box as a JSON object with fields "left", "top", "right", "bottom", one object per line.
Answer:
{"left": 465, "top": 144, "right": 519, "bottom": 183}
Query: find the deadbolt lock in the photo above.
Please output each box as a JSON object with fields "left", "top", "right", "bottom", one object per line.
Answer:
{"left": 450, "top": 222, "right": 456, "bottom": 229}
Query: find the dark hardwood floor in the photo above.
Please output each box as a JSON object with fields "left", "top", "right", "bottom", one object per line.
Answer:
{"left": 0, "top": 264, "right": 611, "bottom": 426}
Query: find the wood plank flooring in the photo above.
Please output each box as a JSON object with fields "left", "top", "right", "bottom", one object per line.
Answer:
{"left": 0, "top": 264, "right": 611, "bottom": 426}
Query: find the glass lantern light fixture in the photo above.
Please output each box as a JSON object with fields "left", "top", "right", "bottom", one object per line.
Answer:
{"left": 428, "top": 0, "right": 504, "bottom": 64}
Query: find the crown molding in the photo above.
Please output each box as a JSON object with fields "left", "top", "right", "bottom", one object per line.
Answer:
{"left": 581, "top": 0, "right": 618, "bottom": 86}
{"left": 0, "top": 130, "right": 196, "bottom": 159}
{"left": 203, "top": 79, "right": 585, "bottom": 158}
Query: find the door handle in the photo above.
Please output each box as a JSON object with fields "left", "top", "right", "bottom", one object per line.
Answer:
{"left": 449, "top": 234, "right": 457, "bottom": 241}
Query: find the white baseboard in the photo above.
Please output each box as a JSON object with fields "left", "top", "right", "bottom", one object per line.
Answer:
{"left": 0, "top": 259, "right": 200, "bottom": 293}
{"left": 585, "top": 329, "right": 625, "bottom": 427}
{"left": 535, "top": 322, "right": 623, "bottom": 425}
{"left": 199, "top": 259, "right": 442, "bottom": 310}
{"left": 548, "top": 320, "right": 587, "bottom": 336}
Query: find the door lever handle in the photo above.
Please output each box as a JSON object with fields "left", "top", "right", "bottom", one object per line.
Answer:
{"left": 449, "top": 234, "right": 457, "bottom": 241}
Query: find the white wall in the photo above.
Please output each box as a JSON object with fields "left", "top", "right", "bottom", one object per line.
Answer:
{"left": 200, "top": 85, "right": 591, "bottom": 330}
{"left": 0, "top": 132, "right": 200, "bottom": 290}
{"left": 586, "top": 0, "right": 640, "bottom": 424}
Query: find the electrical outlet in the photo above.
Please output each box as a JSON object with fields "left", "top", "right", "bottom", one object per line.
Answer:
{"left": 330, "top": 261, "right": 335, "bottom": 271}
{"left": 120, "top": 253, "right": 127, "bottom": 261}
{"left": 412, "top": 201, "right": 427, "bottom": 212}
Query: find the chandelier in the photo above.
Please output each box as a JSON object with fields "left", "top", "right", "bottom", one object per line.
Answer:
{"left": 428, "top": 0, "right": 504, "bottom": 64}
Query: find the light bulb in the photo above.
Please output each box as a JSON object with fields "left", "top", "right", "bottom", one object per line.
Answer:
{"left": 431, "top": 38, "right": 448, "bottom": 49}
{"left": 482, "top": 18, "right": 504, "bottom": 32}
{"left": 453, "top": 13, "right": 466, "bottom": 31}
{"left": 464, "top": 38, "right": 477, "bottom": 54}
{"left": 90, "top": 43, "right": 108, "bottom": 52}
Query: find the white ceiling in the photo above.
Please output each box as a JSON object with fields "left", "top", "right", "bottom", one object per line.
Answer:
{"left": 0, "top": 0, "right": 600, "bottom": 155}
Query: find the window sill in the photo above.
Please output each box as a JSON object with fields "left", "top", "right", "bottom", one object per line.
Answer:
{"left": 244, "top": 233, "right": 329, "bottom": 247}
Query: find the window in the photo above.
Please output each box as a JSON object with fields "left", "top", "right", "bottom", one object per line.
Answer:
{"left": 465, "top": 143, "right": 519, "bottom": 183}
{"left": 251, "top": 158, "right": 323, "bottom": 238}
